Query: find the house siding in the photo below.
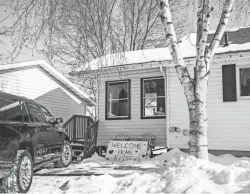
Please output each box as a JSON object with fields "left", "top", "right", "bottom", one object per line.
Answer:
{"left": 0, "top": 67, "right": 86, "bottom": 123}
{"left": 98, "top": 52, "right": 250, "bottom": 151}
{"left": 35, "top": 88, "right": 86, "bottom": 122}
{"left": 97, "top": 68, "right": 166, "bottom": 146}
{"left": 168, "top": 54, "right": 250, "bottom": 151}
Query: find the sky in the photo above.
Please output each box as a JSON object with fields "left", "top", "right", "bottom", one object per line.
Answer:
{"left": 0, "top": 0, "right": 250, "bottom": 75}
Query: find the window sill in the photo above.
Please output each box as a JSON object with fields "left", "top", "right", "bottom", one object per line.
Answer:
{"left": 105, "top": 117, "right": 131, "bottom": 120}
{"left": 238, "top": 96, "right": 250, "bottom": 100}
{"left": 141, "top": 116, "right": 166, "bottom": 119}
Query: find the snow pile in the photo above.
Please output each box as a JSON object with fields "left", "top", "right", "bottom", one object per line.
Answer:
{"left": 29, "top": 149, "right": 250, "bottom": 194}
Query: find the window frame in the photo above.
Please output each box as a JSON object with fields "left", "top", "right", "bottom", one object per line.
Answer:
{"left": 141, "top": 76, "right": 166, "bottom": 119}
{"left": 105, "top": 79, "right": 131, "bottom": 120}
{"left": 236, "top": 64, "right": 250, "bottom": 100}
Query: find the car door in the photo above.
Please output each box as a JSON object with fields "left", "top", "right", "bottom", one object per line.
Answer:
{"left": 39, "top": 106, "right": 64, "bottom": 150}
{"left": 26, "top": 103, "right": 56, "bottom": 161}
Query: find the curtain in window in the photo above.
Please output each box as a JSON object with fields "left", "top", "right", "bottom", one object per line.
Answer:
{"left": 240, "top": 68, "right": 250, "bottom": 96}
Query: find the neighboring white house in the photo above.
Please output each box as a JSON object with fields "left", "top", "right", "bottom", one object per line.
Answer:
{"left": 72, "top": 26, "right": 250, "bottom": 155}
{"left": 0, "top": 60, "right": 96, "bottom": 123}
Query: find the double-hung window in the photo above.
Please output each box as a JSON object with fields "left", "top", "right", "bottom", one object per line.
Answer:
{"left": 239, "top": 67, "right": 250, "bottom": 97}
{"left": 106, "top": 80, "right": 130, "bottom": 120}
{"left": 141, "top": 77, "right": 165, "bottom": 119}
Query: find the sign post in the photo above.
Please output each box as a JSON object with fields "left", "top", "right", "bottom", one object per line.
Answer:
{"left": 105, "top": 141, "right": 149, "bottom": 162}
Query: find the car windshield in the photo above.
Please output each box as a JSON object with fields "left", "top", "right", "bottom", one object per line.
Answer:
{"left": 0, "top": 95, "right": 23, "bottom": 122}
{"left": 40, "top": 106, "right": 55, "bottom": 123}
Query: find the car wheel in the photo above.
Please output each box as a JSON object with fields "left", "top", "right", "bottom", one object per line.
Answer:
{"left": 2, "top": 150, "right": 33, "bottom": 193}
{"left": 54, "top": 141, "right": 72, "bottom": 168}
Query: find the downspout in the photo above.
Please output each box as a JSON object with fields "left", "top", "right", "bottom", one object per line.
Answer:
{"left": 160, "top": 65, "right": 170, "bottom": 149}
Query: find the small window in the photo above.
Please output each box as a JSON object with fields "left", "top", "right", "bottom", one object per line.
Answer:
{"left": 40, "top": 106, "right": 55, "bottom": 123}
{"left": 28, "top": 103, "right": 45, "bottom": 123}
{"left": 239, "top": 67, "right": 250, "bottom": 96}
{"left": 141, "top": 77, "right": 165, "bottom": 118}
{"left": 106, "top": 80, "right": 130, "bottom": 119}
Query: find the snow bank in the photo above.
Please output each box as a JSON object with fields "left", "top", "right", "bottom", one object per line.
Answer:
{"left": 29, "top": 149, "right": 250, "bottom": 194}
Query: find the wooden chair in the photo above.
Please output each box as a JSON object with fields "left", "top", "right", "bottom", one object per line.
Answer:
{"left": 113, "top": 134, "right": 130, "bottom": 141}
{"left": 138, "top": 133, "right": 155, "bottom": 158}
{"left": 138, "top": 133, "right": 155, "bottom": 149}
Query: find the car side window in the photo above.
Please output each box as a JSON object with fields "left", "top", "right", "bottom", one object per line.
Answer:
{"left": 0, "top": 100, "right": 23, "bottom": 122}
{"left": 40, "top": 106, "right": 55, "bottom": 124}
{"left": 28, "top": 103, "right": 46, "bottom": 123}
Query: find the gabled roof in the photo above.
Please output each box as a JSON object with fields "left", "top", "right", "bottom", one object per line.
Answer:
{"left": 71, "top": 26, "right": 250, "bottom": 75}
{"left": 207, "top": 26, "right": 250, "bottom": 45}
{"left": 0, "top": 60, "right": 96, "bottom": 106}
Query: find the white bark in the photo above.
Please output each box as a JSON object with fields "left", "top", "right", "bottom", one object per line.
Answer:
{"left": 158, "top": 0, "right": 234, "bottom": 160}
{"left": 205, "top": 0, "right": 234, "bottom": 68}
{"left": 157, "top": 0, "right": 194, "bottom": 104}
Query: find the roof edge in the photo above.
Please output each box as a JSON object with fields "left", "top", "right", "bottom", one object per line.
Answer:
{"left": 0, "top": 60, "right": 96, "bottom": 106}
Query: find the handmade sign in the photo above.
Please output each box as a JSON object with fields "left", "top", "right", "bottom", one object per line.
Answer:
{"left": 106, "top": 141, "right": 149, "bottom": 162}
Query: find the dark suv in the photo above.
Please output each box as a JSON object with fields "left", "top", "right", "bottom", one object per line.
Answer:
{"left": 0, "top": 92, "right": 72, "bottom": 193}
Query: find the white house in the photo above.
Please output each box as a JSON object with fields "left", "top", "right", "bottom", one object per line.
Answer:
{"left": 72, "top": 26, "right": 250, "bottom": 156}
{"left": 0, "top": 60, "right": 96, "bottom": 123}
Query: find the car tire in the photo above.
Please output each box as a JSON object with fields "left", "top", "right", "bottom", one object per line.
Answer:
{"left": 2, "top": 150, "right": 33, "bottom": 193}
{"left": 54, "top": 141, "right": 72, "bottom": 168}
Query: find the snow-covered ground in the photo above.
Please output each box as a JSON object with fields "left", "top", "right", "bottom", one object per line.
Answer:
{"left": 29, "top": 149, "right": 250, "bottom": 194}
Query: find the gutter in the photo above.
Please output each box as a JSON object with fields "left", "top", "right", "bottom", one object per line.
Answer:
{"left": 160, "top": 65, "right": 170, "bottom": 149}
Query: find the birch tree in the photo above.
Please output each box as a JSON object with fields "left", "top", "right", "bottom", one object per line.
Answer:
{"left": 157, "top": 0, "right": 234, "bottom": 159}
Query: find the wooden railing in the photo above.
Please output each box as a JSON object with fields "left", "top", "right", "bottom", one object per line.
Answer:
{"left": 63, "top": 115, "right": 94, "bottom": 142}
{"left": 84, "top": 120, "right": 99, "bottom": 158}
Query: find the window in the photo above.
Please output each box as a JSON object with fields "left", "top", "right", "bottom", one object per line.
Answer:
{"left": 28, "top": 103, "right": 45, "bottom": 123}
{"left": 141, "top": 77, "right": 165, "bottom": 118}
{"left": 239, "top": 67, "right": 250, "bottom": 96}
{"left": 40, "top": 106, "right": 55, "bottom": 123}
{"left": 106, "top": 80, "right": 130, "bottom": 119}
{"left": 0, "top": 99, "right": 23, "bottom": 122}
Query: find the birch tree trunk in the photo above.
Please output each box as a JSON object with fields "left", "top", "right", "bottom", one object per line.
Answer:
{"left": 157, "top": 0, "right": 234, "bottom": 160}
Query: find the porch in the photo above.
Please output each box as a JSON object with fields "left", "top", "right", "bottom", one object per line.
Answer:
{"left": 63, "top": 115, "right": 99, "bottom": 161}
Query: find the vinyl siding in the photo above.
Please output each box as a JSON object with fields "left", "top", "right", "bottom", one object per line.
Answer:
{"left": 97, "top": 68, "right": 166, "bottom": 146}
{"left": 169, "top": 55, "right": 250, "bottom": 151}
{"left": 0, "top": 67, "right": 86, "bottom": 123}
{"left": 35, "top": 88, "right": 86, "bottom": 122}
{"left": 98, "top": 52, "right": 250, "bottom": 151}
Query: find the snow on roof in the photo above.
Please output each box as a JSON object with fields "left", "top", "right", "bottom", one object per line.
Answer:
{"left": 0, "top": 60, "right": 96, "bottom": 106}
{"left": 72, "top": 26, "right": 250, "bottom": 74}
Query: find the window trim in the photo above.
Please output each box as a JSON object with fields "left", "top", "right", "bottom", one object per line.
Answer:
{"left": 236, "top": 64, "right": 250, "bottom": 100}
{"left": 105, "top": 79, "right": 131, "bottom": 120}
{"left": 141, "top": 76, "right": 166, "bottom": 119}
